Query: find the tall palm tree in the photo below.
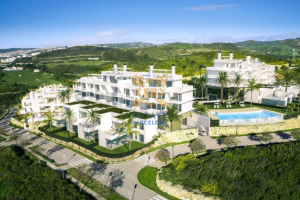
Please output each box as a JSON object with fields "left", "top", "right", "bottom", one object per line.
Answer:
{"left": 63, "top": 108, "right": 76, "bottom": 137}
{"left": 119, "top": 115, "right": 140, "bottom": 151}
{"left": 58, "top": 90, "right": 67, "bottom": 103}
{"left": 166, "top": 105, "right": 181, "bottom": 131}
{"left": 199, "top": 76, "right": 206, "bottom": 104}
{"left": 278, "top": 67, "right": 293, "bottom": 92}
{"left": 44, "top": 110, "right": 55, "bottom": 131}
{"left": 246, "top": 78, "right": 261, "bottom": 106}
{"left": 86, "top": 109, "right": 98, "bottom": 142}
{"left": 199, "top": 64, "right": 205, "bottom": 78}
{"left": 190, "top": 60, "right": 196, "bottom": 76}
{"left": 234, "top": 74, "right": 242, "bottom": 106}
{"left": 215, "top": 71, "right": 230, "bottom": 104}
{"left": 65, "top": 88, "right": 71, "bottom": 103}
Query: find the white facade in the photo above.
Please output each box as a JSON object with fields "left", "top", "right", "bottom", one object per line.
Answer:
{"left": 206, "top": 52, "right": 276, "bottom": 87}
{"left": 244, "top": 86, "right": 298, "bottom": 107}
{"left": 3, "top": 66, "right": 23, "bottom": 71}
{"left": 21, "top": 84, "right": 75, "bottom": 125}
{"left": 66, "top": 63, "right": 195, "bottom": 148}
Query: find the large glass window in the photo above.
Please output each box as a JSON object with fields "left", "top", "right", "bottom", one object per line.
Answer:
{"left": 103, "top": 76, "right": 107, "bottom": 82}
{"left": 173, "top": 93, "right": 182, "bottom": 101}
{"left": 158, "top": 93, "right": 165, "bottom": 99}
{"left": 84, "top": 130, "right": 98, "bottom": 140}
{"left": 126, "top": 89, "right": 130, "bottom": 96}
{"left": 72, "top": 125, "right": 78, "bottom": 134}
{"left": 126, "top": 100, "right": 131, "bottom": 106}
{"left": 96, "top": 85, "right": 100, "bottom": 91}
{"left": 90, "top": 92, "right": 94, "bottom": 97}
{"left": 149, "top": 80, "right": 158, "bottom": 87}
{"left": 139, "top": 134, "right": 144, "bottom": 143}
{"left": 110, "top": 76, "right": 117, "bottom": 83}
{"left": 90, "top": 84, "right": 94, "bottom": 88}
{"left": 96, "top": 94, "right": 100, "bottom": 100}
{"left": 82, "top": 83, "right": 86, "bottom": 89}
{"left": 166, "top": 81, "right": 172, "bottom": 87}
{"left": 82, "top": 92, "right": 87, "bottom": 97}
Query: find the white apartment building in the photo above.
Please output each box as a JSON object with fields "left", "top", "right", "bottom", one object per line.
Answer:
{"left": 66, "top": 64, "right": 195, "bottom": 148}
{"left": 206, "top": 52, "right": 275, "bottom": 88}
{"left": 244, "top": 85, "right": 298, "bottom": 107}
{"left": 21, "top": 84, "right": 75, "bottom": 125}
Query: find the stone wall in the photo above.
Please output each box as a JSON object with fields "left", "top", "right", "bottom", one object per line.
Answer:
{"left": 156, "top": 172, "right": 219, "bottom": 200}
{"left": 209, "top": 117, "right": 300, "bottom": 136}
{"left": 152, "top": 128, "right": 198, "bottom": 148}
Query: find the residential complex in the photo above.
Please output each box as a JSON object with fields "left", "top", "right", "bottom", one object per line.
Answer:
{"left": 65, "top": 64, "right": 195, "bottom": 148}
{"left": 206, "top": 52, "right": 276, "bottom": 88}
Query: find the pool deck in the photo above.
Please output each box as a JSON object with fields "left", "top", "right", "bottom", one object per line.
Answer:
{"left": 208, "top": 107, "right": 284, "bottom": 121}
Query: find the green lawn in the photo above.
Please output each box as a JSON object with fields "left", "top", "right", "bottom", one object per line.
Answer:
{"left": 137, "top": 166, "right": 180, "bottom": 200}
{"left": 55, "top": 131, "right": 77, "bottom": 138}
{"left": 73, "top": 137, "right": 95, "bottom": 145}
{"left": 1, "top": 70, "right": 62, "bottom": 86}
{"left": 94, "top": 141, "right": 153, "bottom": 155}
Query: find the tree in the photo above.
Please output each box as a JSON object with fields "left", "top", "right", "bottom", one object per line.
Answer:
{"left": 119, "top": 115, "right": 139, "bottom": 151}
{"left": 215, "top": 71, "right": 230, "bottom": 104}
{"left": 63, "top": 108, "right": 76, "bottom": 137}
{"left": 293, "top": 73, "right": 300, "bottom": 112}
{"left": 65, "top": 88, "right": 71, "bottom": 103}
{"left": 166, "top": 105, "right": 181, "bottom": 131}
{"left": 155, "top": 148, "right": 170, "bottom": 165}
{"left": 190, "top": 60, "right": 196, "bottom": 76}
{"left": 278, "top": 67, "right": 293, "bottom": 92}
{"left": 58, "top": 90, "right": 67, "bottom": 103}
{"left": 196, "top": 104, "right": 208, "bottom": 114}
{"left": 199, "top": 76, "right": 207, "bottom": 104}
{"left": 234, "top": 74, "right": 242, "bottom": 106}
{"left": 182, "top": 64, "right": 187, "bottom": 77}
{"left": 190, "top": 139, "right": 206, "bottom": 155}
{"left": 291, "top": 130, "right": 300, "bottom": 140}
{"left": 258, "top": 133, "right": 273, "bottom": 143}
{"left": 109, "top": 169, "right": 125, "bottom": 193}
{"left": 44, "top": 110, "right": 55, "bottom": 131}
{"left": 86, "top": 109, "right": 98, "bottom": 142}
{"left": 245, "top": 78, "right": 260, "bottom": 106}
{"left": 222, "top": 136, "right": 240, "bottom": 147}
{"left": 199, "top": 64, "right": 205, "bottom": 78}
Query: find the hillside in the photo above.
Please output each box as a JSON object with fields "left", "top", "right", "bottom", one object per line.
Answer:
{"left": 235, "top": 38, "right": 300, "bottom": 57}
{"left": 97, "top": 42, "right": 155, "bottom": 48}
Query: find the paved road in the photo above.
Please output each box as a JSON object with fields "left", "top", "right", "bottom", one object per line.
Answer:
{"left": 1, "top": 108, "right": 297, "bottom": 200}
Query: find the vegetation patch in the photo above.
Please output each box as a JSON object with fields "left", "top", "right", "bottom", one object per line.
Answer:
{"left": 160, "top": 142, "right": 300, "bottom": 200}
{"left": 137, "top": 166, "right": 180, "bottom": 200}
{"left": 66, "top": 100, "right": 95, "bottom": 105}
{"left": 0, "top": 146, "right": 93, "bottom": 199}
{"left": 82, "top": 103, "right": 112, "bottom": 109}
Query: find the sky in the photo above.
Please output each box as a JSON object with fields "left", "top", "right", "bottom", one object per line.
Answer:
{"left": 1, "top": 0, "right": 300, "bottom": 48}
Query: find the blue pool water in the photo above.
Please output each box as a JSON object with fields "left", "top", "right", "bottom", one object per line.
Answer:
{"left": 212, "top": 110, "right": 281, "bottom": 120}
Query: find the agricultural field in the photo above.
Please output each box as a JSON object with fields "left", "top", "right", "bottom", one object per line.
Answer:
{"left": 1, "top": 70, "right": 62, "bottom": 86}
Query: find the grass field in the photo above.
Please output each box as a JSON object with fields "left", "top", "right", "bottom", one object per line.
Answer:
{"left": 1, "top": 70, "right": 62, "bottom": 86}
{"left": 137, "top": 166, "right": 180, "bottom": 200}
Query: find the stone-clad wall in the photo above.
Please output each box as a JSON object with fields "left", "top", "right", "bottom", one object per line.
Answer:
{"left": 152, "top": 128, "right": 198, "bottom": 147}
{"left": 156, "top": 172, "right": 219, "bottom": 200}
{"left": 209, "top": 117, "right": 300, "bottom": 136}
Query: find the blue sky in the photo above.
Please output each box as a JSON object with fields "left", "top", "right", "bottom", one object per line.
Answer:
{"left": 1, "top": 0, "right": 300, "bottom": 48}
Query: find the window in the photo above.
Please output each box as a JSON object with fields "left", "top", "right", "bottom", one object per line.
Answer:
{"left": 90, "top": 92, "right": 94, "bottom": 97}
{"left": 96, "top": 94, "right": 100, "bottom": 100}
{"left": 90, "top": 84, "right": 94, "bottom": 88}
{"left": 126, "top": 89, "right": 130, "bottom": 96}
{"left": 72, "top": 125, "right": 78, "bottom": 134}
{"left": 158, "top": 93, "right": 165, "bottom": 99}
{"left": 166, "top": 81, "right": 172, "bottom": 87}
{"left": 96, "top": 117, "right": 101, "bottom": 125}
{"left": 126, "top": 100, "right": 131, "bottom": 106}
{"left": 114, "top": 97, "right": 118, "bottom": 102}
{"left": 96, "top": 85, "right": 100, "bottom": 91}
{"left": 113, "top": 87, "right": 118, "bottom": 93}
{"left": 110, "top": 76, "right": 117, "bottom": 83}
{"left": 173, "top": 104, "right": 181, "bottom": 112}
{"left": 82, "top": 92, "right": 87, "bottom": 97}
{"left": 82, "top": 83, "right": 86, "bottom": 89}
{"left": 139, "top": 134, "right": 144, "bottom": 143}
{"left": 149, "top": 80, "right": 158, "bottom": 87}
{"left": 173, "top": 93, "right": 182, "bottom": 101}
{"left": 139, "top": 123, "right": 144, "bottom": 130}
{"left": 103, "top": 76, "right": 107, "bottom": 82}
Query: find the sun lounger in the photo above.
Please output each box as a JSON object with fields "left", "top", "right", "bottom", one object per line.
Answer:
{"left": 229, "top": 105, "right": 232, "bottom": 108}
{"left": 226, "top": 105, "right": 229, "bottom": 108}
{"left": 214, "top": 105, "right": 216, "bottom": 108}
{"left": 217, "top": 105, "right": 219, "bottom": 108}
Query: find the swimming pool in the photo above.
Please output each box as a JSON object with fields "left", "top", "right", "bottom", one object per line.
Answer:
{"left": 211, "top": 110, "right": 283, "bottom": 125}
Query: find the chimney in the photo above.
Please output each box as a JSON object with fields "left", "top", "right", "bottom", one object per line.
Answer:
{"left": 171, "top": 64, "right": 175, "bottom": 78}
{"left": 149, "top": 64, "right": 154, "bottom": 77}
{"left": 113, "top": 63, "right": 117, "bottom": 73}
{"left": 246, "top": 55, "right": 251, "bottom": 64}
{"left": 123, "top": 63, "right": 127, "bottom": 75}
{"left": 217, "top": 51, "right": 222, "bottom": 60}
{"left": 229, "top": 52, "right": 233, "bottom": 60}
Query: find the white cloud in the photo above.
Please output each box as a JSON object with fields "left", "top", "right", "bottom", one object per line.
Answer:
{"left": 187, "top": 4, "right": 239, "bottom": 11}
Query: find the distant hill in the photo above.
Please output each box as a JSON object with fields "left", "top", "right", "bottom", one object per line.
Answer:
{"left": 235, "top": 38, "right": 300, "bottom": 57}
{"left": 0, "top": 48, "right": 34, "bottom": 53}
{"left": 97, "top": 42, "right": 155, "bottom": 48}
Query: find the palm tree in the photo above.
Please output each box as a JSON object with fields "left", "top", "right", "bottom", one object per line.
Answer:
{"left": 65, "top": 88, "right": 71, "bottom": 103}
{"left": 199, "top": 76, "right": 206, "bottom": 104}
{"left": 190, "top": 60, "right": 196, "bottom": 76}
{"left": 246, "top": 78, "right": 260, "bottom": 106}
{"left": 234, "top": 74, "right": 242, "bottom": 106}
{"left": 44, "top": 110, "right": 55, "bottom": 131}
{"left": 166, "top": 105, "right": 181, "bottom": 131}
{"left": 215, "top": 71, "right": 230, "bottom": 104}
{"left": 118, "top": 115, "right": 139, "bottom": 151}
{"left": 86, "top": 109, "right": 98, "bottom": 142}
{"left": 278, "top": 67, "right": 293, "bottom": 92}
{"left": 199, "top": 64, "right": 205, "bottom": 78}
{"left": 58, "top": 90, "right": 67, "bottom": 103}
{"left": 63, "top": 108, "right": 76, "bottom": 137}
